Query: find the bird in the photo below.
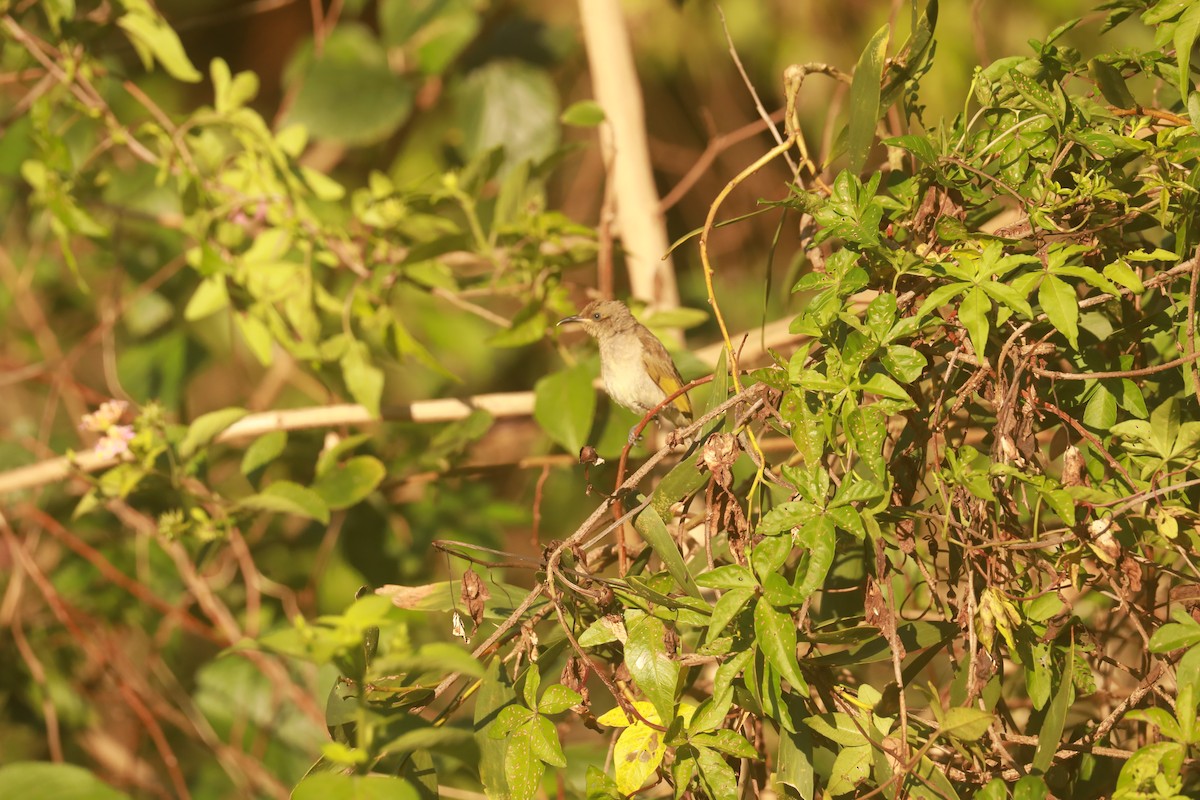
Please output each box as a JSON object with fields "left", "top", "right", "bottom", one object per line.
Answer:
{"left": 557, "top": 299, "right": 693, "bottom": 440}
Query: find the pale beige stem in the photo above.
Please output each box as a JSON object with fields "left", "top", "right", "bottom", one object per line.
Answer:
{"left": 577, "top": 0, "right": 679, "bottom": 318}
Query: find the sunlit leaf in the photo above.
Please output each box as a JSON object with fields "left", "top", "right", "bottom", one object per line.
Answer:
{"left": 754, "top": 598, "right": 807, "bottom": 692}
{"left": 624, "top": 611, "right": 679, "bottom": 725}
{"left": 847, "top": 25, "right": 891, "bottom": 173}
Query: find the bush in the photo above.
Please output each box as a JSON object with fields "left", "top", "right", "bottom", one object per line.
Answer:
{"left": 1, "top": 0, "right": 1199, "bottom": 798}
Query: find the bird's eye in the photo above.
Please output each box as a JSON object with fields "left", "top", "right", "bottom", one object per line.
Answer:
{"left": 592, "top": 312, "right": 601, "bottom": 320}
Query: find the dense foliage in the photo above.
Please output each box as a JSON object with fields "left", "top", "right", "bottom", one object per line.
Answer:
{"left": 2, "top": 0, "right": 1200, "bottom": 799}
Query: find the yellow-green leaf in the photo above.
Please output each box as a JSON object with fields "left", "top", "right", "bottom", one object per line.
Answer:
{"left": 754, "top": 597, "right": 807, "bottom": 692}
{"left": 179, "top": 407, "right": 248, "bottom": 458}
{"left": 613, "top": 718, "right": 667, "bottom": 795}
{"left": 1038, "top": 274, "right": 1079, "bottom": 349}
{"left": 117, "top": 7, "right": 202, "bottom": 83}
{"left": 847, "top": 25, "right": 891, "bottom": 173}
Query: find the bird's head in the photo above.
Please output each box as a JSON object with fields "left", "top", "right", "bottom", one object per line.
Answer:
{"left": 557, "top": 299, "right": 636, "bottom": 340}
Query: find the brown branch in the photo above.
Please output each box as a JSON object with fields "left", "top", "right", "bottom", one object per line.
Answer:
{"left": 659, "top": 112, "right": 788, "bottom": 213}
{"left": 19, "top": 505, "right": 223, "bottom": 644}
{"left": 1110, "top": 106, "right": 1190, "bottom": 126}
{"left": 1031, "top": 348, "right": 1200, "bottom": 380}
{"left": 0, "top": 313, "right": 807, "bottom": 497}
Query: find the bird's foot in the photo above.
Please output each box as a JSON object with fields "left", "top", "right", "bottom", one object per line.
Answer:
{"left": 626, "top": 425, "right": 642, "bottom": 446}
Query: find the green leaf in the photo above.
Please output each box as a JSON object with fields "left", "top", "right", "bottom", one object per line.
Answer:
{"left": 117, "top": 5, "right": 202, "bottom": 83}
{"left": 690, "top": 649, "right": 753, "bottom": 734}
{"left": 578, "top": 616, "right": 625, "bottom": 648}
{"left": 672, "top": 747, "right": 698, "bottom": 799}
{"left": 695, "top": 745, "right": 739, "bottom": 798}
{"left": 1038, "top": 275, "right": 1079, "bottom": 349}
{"left": 1150, "top": 397, "right": 1181, "bottom": 460}
{"left": 1013, "top": 774, "right": 1048, "bottom": 800}
{"left": 624, "top": 610, "right": 680, "bottom": 725}
{"left": 978, "top": 778, "right": 1009, "bottom": 800}
{"left": 859, "top": 372, "right": 913, "bottom": 404}
{"left": 561, "top": 100, "right": 606, "bottom": 127}
{"left": 1175, "top": 3, "right": 1200, "bottom": 99}
{"left": 0, "top": 762, "right": 131, "bottom": 800}
{"left": 1126, "top": 708, "right": 1184, "bottom": 742}
{"left": 490, "top": 705, "right": 528, "bottom": 742}
{"left": 235, "top": 312, "right": 273, "bottom": 366}
{"left": 981, "top": 280, "right": 1034, "bottom": 318}
{"left": 489, "top": 308, "right": 548, "bottom": 348}
{"left": 802, "top": 712, "right": 870, "bottom": 747}
{"left": 1032, "top": 644, "right": 1074, "bottom": 772}
{"left": 476, "top": 659, "right": 516, "bottom": 798}
{"left": 522, "top": 664, "right": 541, "bottom": 709}
{"left": 315, "top": 434, "right": 372, "bottom": 476}
{"left": 292, "top": 773, "right": 419, "bottom": 799}
{"left": 884, "top": 134, "right": 938, "bottom": 164}
{"left": 776, "top": 725, "right": 816, "bottom": 800}
{"left": 692, "top": 729, "right": 758, "bottom": 758}
{"left": 695, "top": 564, "right": 755, "bottom": 590}
{"left": 312, "top": 456, "right": 386, "bottom": 510}
{"left": 752, "top": 534, "right": 792, "bottom": 582}
{"left": 793, "top": 519, "right": 837, "bottom": 597}
{"left": 1148, "top": 619, "right": 1200, "bottom": 652}
{"left": 754, "top": 597, "right": 807, "bottom": 692}
{"left": 757, "top": 500, "right": 820, "bottom": 535}
{"left": 916, "top": 281, "right": 969, "bottom": 320}
{"left": 939, "top": 707, "right": 993, "bottom": 742}
{"left": 211, "top": 58, "right": 259, "bottom": 114}
{"left": 531, "top": 715, "right": 566, "bottom": 767}
{"left": 1088, "top": 59, "right": 1136, "bottom": 108}
{"left": 284, "top": 25, "right": 415, "bottom": 146}
{"left": 393, "top": 317, "right": 457, "bottom": 381}
{"left": 881, "top": 345, "right": 927, "bottom": 384}
{"left": 534, "top": 363, "right": 595, "bottom": 455}
{"left": 503, "top": 728, "right": 544, "bottom": 800}
{"left": 539, "top": 684, "right": 582, "bottom": 715}
{"left": 707, "top": 587, "right": 755, "bottom": 640}
{"left": 184, "top": 276, "right": 230, "bottom": 321}
{"left": 1083, "top": 384, "right": 1117, "bottom": 430}
{"left": 239, "top": 481, "right": 331, "bottom": 523}
{"left": 1010, "top": 71, "right": 1063, "bottom": 123}
{"left": 341, "top": 342, "right": 385, "bottom": 417}
{"left": 959, "top": 286, "right": 992, "bottom": 360}
{"left": 378, "top": 725, "right": 474, "bottom": 756}
{"left": 847, "top": 25, "right": 891, "bottom": 173}
{"left": 457, "top": 61, "right": 560, "bottom": 171}
{"left": 180, "top": 407, "right": 248, "bottom": 459}
{"left": 241, "top": 430, "right": 287, "bottom": 475}
{"left": 301, "top": 167, "right": 345, "bottom": 201}
{"left": 635, "top": 507, "right": 702, "bottom": 599}
{"left": 586, "top": 766, "right": 622, "bottom": 800}
{"left": 1175, "top": 644, "right": 1200, "bottom": 741}
{"left": 650, "top": 448, "right": 711, "bottom": 520}
{"left": 826, "top": 744, "right": 872, "bottom": 795}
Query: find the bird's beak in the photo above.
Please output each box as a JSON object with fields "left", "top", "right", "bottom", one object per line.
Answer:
{"left": 557, "top": 315, "right": 582, "bottom": 327}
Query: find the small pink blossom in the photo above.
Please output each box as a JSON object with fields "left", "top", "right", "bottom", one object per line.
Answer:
{"left": 93, "top": 425, "right": 135, "bottom": 460}
{"left": 80, "top": 400, "right": 129, "bottom": 433}
{"left": 80, "top": 401, "right": 134, "bottom": 459}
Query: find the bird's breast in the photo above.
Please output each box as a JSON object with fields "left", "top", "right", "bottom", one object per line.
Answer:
{"left": 599, "top": 336, "right": 665, "bottom": 414}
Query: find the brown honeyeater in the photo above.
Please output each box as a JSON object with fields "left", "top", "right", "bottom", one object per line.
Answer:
{"left": 557, "top": 300, "right": 693, "bottom": 437}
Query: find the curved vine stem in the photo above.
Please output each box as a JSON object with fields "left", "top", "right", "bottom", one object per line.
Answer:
{"left": 697, "top": 134, "right": 796, "bottom": 503}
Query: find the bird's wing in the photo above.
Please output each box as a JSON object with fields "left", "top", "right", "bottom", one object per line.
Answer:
{"left": 638, "top": 329, "right": 693, "bottom": 421}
